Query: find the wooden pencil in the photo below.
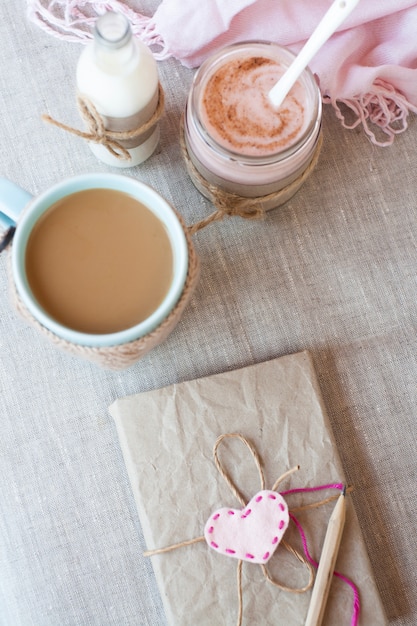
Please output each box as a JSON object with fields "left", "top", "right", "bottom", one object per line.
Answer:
{"left": 305, "top": 486, "right": 347, "bottom": 626}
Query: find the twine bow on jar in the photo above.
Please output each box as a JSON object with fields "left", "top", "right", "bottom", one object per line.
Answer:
{"left": 179, "top": 118, "right": 323, "bottom": 235}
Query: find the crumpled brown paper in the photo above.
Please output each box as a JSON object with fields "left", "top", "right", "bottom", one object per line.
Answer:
{"left": 109, "top": 351, "right": 386, "bottom": 625}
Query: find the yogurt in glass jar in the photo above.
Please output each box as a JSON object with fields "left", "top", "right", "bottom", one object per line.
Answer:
{"left": 184, "top": 41, "right": 322, "bottom": 211}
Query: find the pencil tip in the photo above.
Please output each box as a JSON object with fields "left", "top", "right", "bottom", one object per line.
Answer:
{"left": 342, "top": 485, "right": 347, "bottom": 496}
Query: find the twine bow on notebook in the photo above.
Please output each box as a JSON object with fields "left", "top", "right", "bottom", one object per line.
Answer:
{"left": 144, "top": 433, "right": 360, "bottom": 626}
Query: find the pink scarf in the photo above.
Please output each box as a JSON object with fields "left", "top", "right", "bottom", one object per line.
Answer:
{"left": 27, "top": 0, "right": 417, "bottom": 145}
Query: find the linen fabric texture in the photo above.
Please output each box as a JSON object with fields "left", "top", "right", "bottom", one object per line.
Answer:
{"left": 2, "top": 2, "right": 417, "bottom": 625}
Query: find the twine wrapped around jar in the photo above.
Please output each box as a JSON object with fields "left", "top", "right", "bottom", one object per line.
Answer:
{"left": 182, "top": 119, "right": 323, "bottom": 235}
{"left": 7, "top": 210, "right": 200, "bottom": 371}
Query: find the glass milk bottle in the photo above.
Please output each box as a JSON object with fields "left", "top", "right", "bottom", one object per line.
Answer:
{"left": 77, "top": 11, "right": 160, "bottom": 167}
{"left": 184, "top": 42, "right": 322, "bottom": 210}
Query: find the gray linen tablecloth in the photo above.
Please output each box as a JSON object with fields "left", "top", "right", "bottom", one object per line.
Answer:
{"left": 1, "top": 2, "right": 416, "bottom": 625}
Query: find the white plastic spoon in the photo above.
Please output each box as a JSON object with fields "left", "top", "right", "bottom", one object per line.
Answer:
{"left": 268, "top": 0, "right": 360, "bottom": 108}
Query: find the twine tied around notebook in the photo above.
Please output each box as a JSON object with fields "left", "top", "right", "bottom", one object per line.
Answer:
{"left": 144, "top": 433, "right": 360, "bottom": 626}
{"left": 42, "top": 83, "right": 165, "bottom": 161}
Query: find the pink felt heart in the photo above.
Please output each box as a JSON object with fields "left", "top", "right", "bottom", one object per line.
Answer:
{"left": 204, "top": 490, "right": 289, "bottom": 564}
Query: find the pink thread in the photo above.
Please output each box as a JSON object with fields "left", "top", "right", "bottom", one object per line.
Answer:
{"left": 285, "top": 483, "right": 360, "bottom": 626}
{"left": 278, "top": 520, "right": 285, "bottom": 530}
{"left": 268, "top": 494, "right": 277, "bottom": 500}
{"left": 213, "top": 513, "right": 220, "bottom": 520}
{"left": 211, "top": 541, "right": 219, "bottom": 549}
{"left": 226, "top": 549, "right": 236, "bottom": 554}
{"left": 245, "top": 553, "right": 255, "bottom": 559}
{"left": 228, "top": 510, "right": 235, "bottom": 515}
{"left": 263, "top": 552, "right": 270, "bottom": 560}
{"left": 245, "top": 509, "right": 252, "bottom": 516}
{"left": 288, "top": 513, "right": 317, "bottom": 566}
{"left": 272, "top": 537, "right": 278, "bottom": 545}
{"left": 207, "top": 526, "right": 214, "bottom": 534}
{"left": 256, "top": 495, "right": 263, "bottom": 502}
{"left": 333, "top": 571, "right": 361, "bottom": 626}
{"left": 279, "top": 503, "right": 285, "bottom": 511}
{"left": 281, "top": 482, "right": 344, "bottom": 496}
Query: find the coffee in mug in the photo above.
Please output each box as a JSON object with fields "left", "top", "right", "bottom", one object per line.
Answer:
{"left": 25, "top": 188, "right": 173, "bottom": 335}
{"left": 1, "top": 174, "right": 188, "bottom": 347}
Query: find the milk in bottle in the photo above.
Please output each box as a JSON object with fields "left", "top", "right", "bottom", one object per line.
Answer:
{"left": 77, "top": 11, "right": 160, "bottom": 167}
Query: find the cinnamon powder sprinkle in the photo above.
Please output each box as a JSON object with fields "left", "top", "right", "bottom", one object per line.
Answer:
{"left": 201, "top": 56, "right": 306, "bottom": 157}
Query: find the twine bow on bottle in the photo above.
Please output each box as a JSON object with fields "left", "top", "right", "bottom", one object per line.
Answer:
{"left": 42, "top": 83, "right": 165, "bottom": 161}
{"left": 144, "top": 433, "right": 359, "bottom": 626}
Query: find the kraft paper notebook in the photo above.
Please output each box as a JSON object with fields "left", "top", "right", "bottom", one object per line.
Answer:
{"left": 109, "top": 351, "right": 386, "bottom": 625}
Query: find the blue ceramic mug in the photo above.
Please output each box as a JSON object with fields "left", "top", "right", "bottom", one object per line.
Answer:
{"left": 0, "top": 174, "right": 188, "bottom": 347}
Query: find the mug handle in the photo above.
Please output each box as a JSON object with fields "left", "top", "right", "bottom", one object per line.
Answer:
{"left": 0, "top": 178, "right": 33, "bottom": 252}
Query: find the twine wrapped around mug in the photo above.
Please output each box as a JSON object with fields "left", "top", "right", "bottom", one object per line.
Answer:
{"left": 181, "top": 118, "right": 323, "bottom": 235}
{"left": 144, "top": 433, "right": 359, "bottom": 626}
{"left": 7, "top": 209, "right": 199, "bottom": 370}
{"left": 42, "top": 82, "right": 165, "bottom": 161}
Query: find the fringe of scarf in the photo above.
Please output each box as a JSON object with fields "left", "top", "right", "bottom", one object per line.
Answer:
{"left": 27, "top": 0, "right": 417, "bottom": 147}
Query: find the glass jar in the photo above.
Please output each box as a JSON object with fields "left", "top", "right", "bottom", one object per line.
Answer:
{"left": 183, "top": 41, "right": 322, "bottom": 211}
